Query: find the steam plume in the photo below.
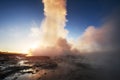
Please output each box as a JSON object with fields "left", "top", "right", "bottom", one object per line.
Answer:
{"left": 75, "top": 10, "right": 120, "bottom": 53}
{"left": 40, "top": 0, "right": 68, "bottom": 47}
{"left": 31, "top": 0, "right": 77, "bottom": 56}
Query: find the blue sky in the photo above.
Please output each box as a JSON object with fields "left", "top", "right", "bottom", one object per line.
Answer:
{"left": 0, "top": 0, "right": 120, "bottom": 52}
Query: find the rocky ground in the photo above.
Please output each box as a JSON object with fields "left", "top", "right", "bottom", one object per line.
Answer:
{"left": 0, "top": 53, "right": 102, "bottom": 80}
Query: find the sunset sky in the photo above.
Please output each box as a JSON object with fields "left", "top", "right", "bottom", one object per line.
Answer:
{"left": 0, "top": 0, "right": 120, "bottom": 53}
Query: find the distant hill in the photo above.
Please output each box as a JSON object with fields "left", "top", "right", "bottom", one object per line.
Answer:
{"left": 0, "top": 51, "right": 26, "bottom": 57}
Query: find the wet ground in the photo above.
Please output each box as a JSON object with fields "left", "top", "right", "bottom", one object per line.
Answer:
{"left": 0, "top": 53, "right": 101, "bottom": 80}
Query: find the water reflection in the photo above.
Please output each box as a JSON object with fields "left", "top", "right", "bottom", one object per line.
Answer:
{"left": 1, "top": 55, "right": 58, "bottom": 80}
{"left": 18, "top": 60, "right": 35, "bottom": 67}
{"left": 2, "top": 59, "right": 52, "bottom": 80}
{"left": 4, "top": 68, "right": 48, "bottom": 80}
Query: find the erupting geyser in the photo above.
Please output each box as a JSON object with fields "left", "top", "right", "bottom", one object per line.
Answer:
{"left": 31, "top": 0, "right": 73, "bottom": 56}
{"left": 40, "top": 0, "right": 68, "bottom": 47}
